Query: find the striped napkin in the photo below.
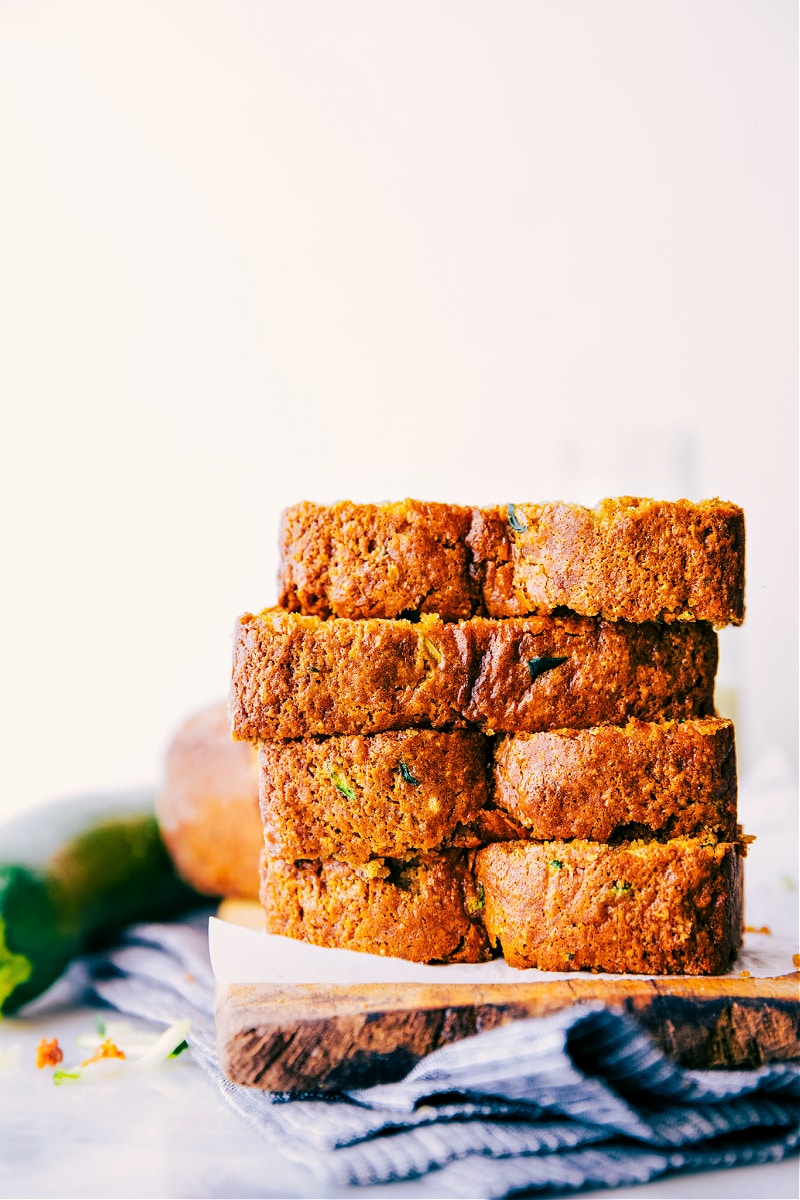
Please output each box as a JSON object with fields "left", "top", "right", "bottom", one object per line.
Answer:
{"left": 80, "top": 913, "right": 799, "bottom": 1198}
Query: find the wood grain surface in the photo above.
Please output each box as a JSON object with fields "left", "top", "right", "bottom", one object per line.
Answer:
{"left": 216, "top": 972, "right": 800, "bottom": 1092}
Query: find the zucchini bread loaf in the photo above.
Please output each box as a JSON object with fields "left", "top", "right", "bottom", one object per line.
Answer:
{"left": 231, "top": 609, "right": 717, "bottom": 740}
{"left": 234, "top": 493, "right": 745, "bottom": 977}
{"left": 279, "top": 497, "right": 745, "bottom": 626}
{"left": 157, "top": 703, "right": 261, "bottom": 899}
{"left": 260, "top": 849, "right": 492, "bottom": 964}
{"left": 473, "top": 837, "right": 744, "bottom": 974}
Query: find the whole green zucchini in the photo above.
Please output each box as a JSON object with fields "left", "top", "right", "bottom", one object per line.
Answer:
{"left": 0, "top": 790, "right": 204, "bottom": 1014}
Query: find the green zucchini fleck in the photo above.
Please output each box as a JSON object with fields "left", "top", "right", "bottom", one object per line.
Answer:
{"left": 467, "top": 884, "right": 485, "bottom": 915}
{"left": 507, "top": 503, "right": 527, "bottom": 533}
{"left": 527, "top": 655, "right": 568, "bottom": 682}
{"left": 53, "top": 1069, "right": 82, "bottom": 1085}
{"left": 328, "top": 768, "right": 357, "bottom": 801}
{"left": 397, "top": 760, "right": 421, "bottom": 787}
{"left": 611, "top": 880, "right": 632, "bottom": 896}
{"left": 548, "top": 859, "right": 564, "bottom": 871}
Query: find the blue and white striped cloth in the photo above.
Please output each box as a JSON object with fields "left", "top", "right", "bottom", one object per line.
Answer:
{"left": 79, "top": 914, "right": 799, "bottom": 1197}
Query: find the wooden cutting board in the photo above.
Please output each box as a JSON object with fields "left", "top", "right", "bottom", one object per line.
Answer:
{"left": 216, "top": 972, "right": 800, "bottom": 1092}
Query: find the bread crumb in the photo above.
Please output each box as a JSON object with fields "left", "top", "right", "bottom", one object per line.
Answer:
{"left": 739, "top": 969, "right": 751, "bottom": 978}
{"left": 81, "top": 1038, "right": 125, "bottom": 1066}
{"left": 793, "top": 953, "right": 800, "bottom": 969}
{"left": 744, "top": 925, "right": 772, "bottom": 935}
{"left": 36, "top": 1038, "right": 63, "bottom": 1069}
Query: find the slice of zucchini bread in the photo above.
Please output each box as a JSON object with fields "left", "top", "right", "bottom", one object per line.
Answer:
{"left": 474, "top": 837, "right": 744, "bottom": 975}
{"left": 258, "top": 729, "right": 519, "bottom": 866}
{"left": 258, "top": 719, "right": 736, "bottom": 865}
{"left": 278, "top": 497, "right": 745, "bottom": 627}
{"left": 259, "top": 837, "right": 743, "bottom": 973}
{"left": 231, "top": 609, "right": 718, "bottom": 740}
{"left": 259, "top": 849, "right": 492, "bottom": 964}
{"left": 279, "top": 499, "right": 479, "bottom": 621}
{"left": 491, "top": 717, "right": 737, "bottom": 843}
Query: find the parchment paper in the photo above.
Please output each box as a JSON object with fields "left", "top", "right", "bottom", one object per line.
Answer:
{"left": 209, "top": 918, "right": 797, "bottom": 986}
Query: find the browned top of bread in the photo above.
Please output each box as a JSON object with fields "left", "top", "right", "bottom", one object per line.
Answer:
{"left": 260, "top": 850, "right": 491, "bottom": 964}
{"left": 278, "top": 497, "right": 745, "bottom": 627}
{"left": 231, "top": 609, "right": 717, "bottom": 740}
{"left": 474, "top": 837, "right": 743, "bottom": 975}
{"left": 156, "top": 703, "right": 261, "bottom": 899}
{"left": 492, "top": 717, "right": 737, "bottom": 843}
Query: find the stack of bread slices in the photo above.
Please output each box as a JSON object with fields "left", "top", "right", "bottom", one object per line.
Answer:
{"left": 230, "top": 497, "right": 746, "bottom": 974}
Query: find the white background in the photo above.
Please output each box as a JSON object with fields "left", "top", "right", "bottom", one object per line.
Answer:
{"left": 0, "top": 0, "right": 796, "bottom": 820}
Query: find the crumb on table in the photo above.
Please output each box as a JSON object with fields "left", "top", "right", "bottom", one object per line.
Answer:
{"left": 36, "top": 1038, "right": 63, "bottom": 1069}
{"left": 81, "top": 1038, "right": 126, "bottom": 1067}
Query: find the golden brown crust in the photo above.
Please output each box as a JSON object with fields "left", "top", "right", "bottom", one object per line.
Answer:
{"left": 259, "top": 850, "right": 492, "bottom": 963}
{"left": 230, "top": 609, "right": 717, "bottom": 741}
{"left": 492, "top": 718, "right": 738, "bottom": 842}
{"left": 277, "top": 498, "right": 745, "bottom": 627}
{"left": 474, "top": 837, "right": 744, "bottom": 975}
{"left": 156, "top": 703, "right": 261, "bottom": 899}
{"left": 259, "top": 730, "right": 493, "bottom": 865}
